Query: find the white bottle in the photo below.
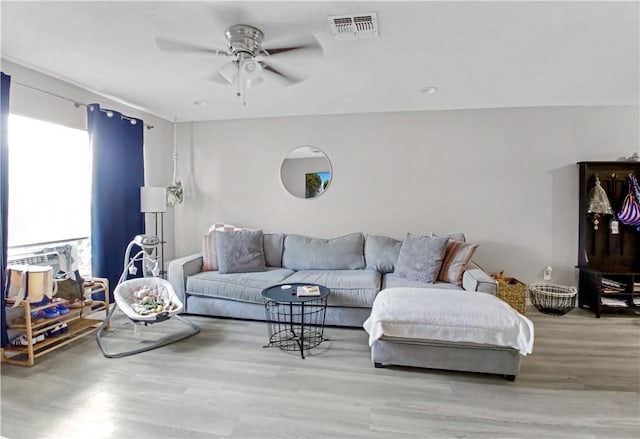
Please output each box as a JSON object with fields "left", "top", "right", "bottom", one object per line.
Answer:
{"left": 543, "top": 266, "right": 552, "bottom": 281}
{"left": 610, "top": 218, "right": 619, "bottom": 234}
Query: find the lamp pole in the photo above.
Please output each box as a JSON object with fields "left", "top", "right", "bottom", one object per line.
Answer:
{"left": 140, "top": 186, "right": 167, "bottom": 278}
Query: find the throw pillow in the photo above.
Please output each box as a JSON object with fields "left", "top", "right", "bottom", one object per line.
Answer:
{"left": 364, "top": 234, "right": 402, "bottom": 274}
{"left": 395, "top": 234, "right": 449, "bottom": 283}
{"left": 202, "top": 224, "right": 244, "bottom": 271}
{"left": 215, "top": 229, "right": 266, "bottom": 274}
{"left": 438, "top": 240, "right": 479, "bottom": 286}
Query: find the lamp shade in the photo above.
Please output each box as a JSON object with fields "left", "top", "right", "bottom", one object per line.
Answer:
{"left": 140, "top": 186, "right": 167, "bottom": 213}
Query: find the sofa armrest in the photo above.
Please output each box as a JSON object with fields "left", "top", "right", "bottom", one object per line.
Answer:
{"left": 168, "top": 253, "right": 204, "bottom": 305}
{"left": 462, "top": 262, "right": 498, "bottom": 295}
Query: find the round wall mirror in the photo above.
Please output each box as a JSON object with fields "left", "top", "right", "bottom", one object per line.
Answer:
{"left": 280, "top": 146, "right": 332, "bottom": 199}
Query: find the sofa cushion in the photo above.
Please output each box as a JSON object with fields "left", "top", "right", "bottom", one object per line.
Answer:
{"left": 395, "top": 234, "right": 449, "bottom": 283}
{"left": 186, "top": 268, "right": 295, "bottom": 304}
{"left": 383, "top": 273, "right": 462, "bottom": 291}
{"left": 263, "top": 233, "right": 284, "bottom": 267}
{"left": 438, "top": 240, "right": 478, "bottom": 286}
{"left": 216, "top": 229, "right": 266, "bottom": 274}
{"left": 282, "top": 269, "right": 380, "bottom": 308}
{"left": 364, "top": 234, "right": 402, "bottom": 274}
{"left": 282, "top": 233, "right": 365, "bottom": 270}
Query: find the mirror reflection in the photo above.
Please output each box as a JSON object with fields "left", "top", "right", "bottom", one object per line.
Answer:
{"left": 280, "top": 146, "right": 332, "bottom": 199}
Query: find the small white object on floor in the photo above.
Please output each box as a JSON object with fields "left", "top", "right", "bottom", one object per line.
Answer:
{"left": 281, "top": 285, "right": 292, "bottom": 289}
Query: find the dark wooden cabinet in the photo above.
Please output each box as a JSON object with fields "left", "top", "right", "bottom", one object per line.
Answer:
{"left": 577, "top": 161, "right": 640, "bottom": 317}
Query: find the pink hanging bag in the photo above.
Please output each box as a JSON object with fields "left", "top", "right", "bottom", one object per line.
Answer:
{"left": 617, "top": 175, "right": 640, "bottom": 227}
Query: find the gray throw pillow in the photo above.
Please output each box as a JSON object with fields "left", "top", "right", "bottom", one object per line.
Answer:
{"left": 282, "top": 233, "right": 365, "bottom": 270}
{"left": 216, "top": 229, "right": 266, "bottom": 274}
{"left": 395, "top": 233, "right": 449, "bottom": 283}
{"left": 364, "top": 234, "right": 402, "bottom": 274}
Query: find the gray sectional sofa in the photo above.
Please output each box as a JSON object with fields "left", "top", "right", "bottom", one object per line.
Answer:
{"left": 168, "top": 232, "right": 498, "bottom": 327}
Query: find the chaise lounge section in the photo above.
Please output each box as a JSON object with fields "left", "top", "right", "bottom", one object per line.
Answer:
{"left": 364, "top": 287, "right": 534, "bottom": 380}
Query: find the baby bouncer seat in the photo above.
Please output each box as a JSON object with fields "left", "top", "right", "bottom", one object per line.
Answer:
{"left": 96, "top": 235, "right": 200, "bottom": 358}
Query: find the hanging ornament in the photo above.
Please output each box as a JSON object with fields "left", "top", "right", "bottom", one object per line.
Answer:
{"left": 586, "top": 173, "right": 613, "bottom": 230}
{"left": 166, "top": 120, "right": 184, "bottom": 207}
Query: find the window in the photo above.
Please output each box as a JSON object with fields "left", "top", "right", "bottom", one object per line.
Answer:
{"left": 7, "top": 114, "right": 91, "bottom": 274}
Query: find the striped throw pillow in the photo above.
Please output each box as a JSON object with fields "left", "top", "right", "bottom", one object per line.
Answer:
{"left": 438, "top": 240, "right": 478, "bottom": 286}
{"left": 202, "top": 224, "right": 244, "bottom": 271}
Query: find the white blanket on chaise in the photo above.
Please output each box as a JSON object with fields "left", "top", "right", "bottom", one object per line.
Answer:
{"left": 363, "top": 288, "right": 534, "bottom": 355}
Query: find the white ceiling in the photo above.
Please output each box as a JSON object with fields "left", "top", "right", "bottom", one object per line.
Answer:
{"left": 1, "top": 1, "right": 638, "bottom": 122}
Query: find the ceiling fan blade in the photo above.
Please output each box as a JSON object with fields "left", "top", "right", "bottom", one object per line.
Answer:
{"left": 261, "top": 36, "right": 323, "bottom": 57}
{"left": 260, "top": 62, "right": 305, "bottom": 85}
{"left": 155, "top": 37, "right": 230, "bottom": 57}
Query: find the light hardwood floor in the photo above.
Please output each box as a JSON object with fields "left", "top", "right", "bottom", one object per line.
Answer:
{"left": 1, "top": 306, "right": 639, "bottom": 439}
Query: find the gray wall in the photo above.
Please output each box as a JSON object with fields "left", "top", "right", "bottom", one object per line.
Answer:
{"left": 174, "top": 106, "right": 639, "bottom": 286}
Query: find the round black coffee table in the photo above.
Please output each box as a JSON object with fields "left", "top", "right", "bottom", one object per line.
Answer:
{"left": 261, "top": 283, "right": 330, "bottom": 359}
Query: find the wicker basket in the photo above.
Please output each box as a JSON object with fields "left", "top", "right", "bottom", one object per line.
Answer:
{"left": 528, "top": 283, "right": 577, "bottom": 316}
{"left": 497, "top": 277, "right": 526, "bottom": 314}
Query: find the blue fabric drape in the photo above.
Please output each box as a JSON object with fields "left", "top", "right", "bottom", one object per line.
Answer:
{"left": 87, "top": 104, "right": 144, "bottom": 301}
{"left": 0, "top": 73, "right": 11, "bottom": 348}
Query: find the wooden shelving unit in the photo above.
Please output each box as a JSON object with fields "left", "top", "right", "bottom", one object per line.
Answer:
{"left": 578, "top": 268, "right": 640, "bottom": 318}
{"left": 577, "top": 161, "right": 640, "bottom": 317}
{"left": 1, "top": 278, "right": 109, "bottom": 366}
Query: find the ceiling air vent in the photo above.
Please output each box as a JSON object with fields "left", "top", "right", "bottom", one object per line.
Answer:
{"left": 328, "top": 13, "right": 378, "bottom": 40}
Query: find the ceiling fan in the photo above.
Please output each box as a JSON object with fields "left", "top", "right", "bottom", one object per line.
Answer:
{"left": 156, "top": 24, "right": 323, "bottom": 103}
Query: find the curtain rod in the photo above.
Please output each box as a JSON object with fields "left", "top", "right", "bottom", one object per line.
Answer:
{"left": 12, "top": 79, "right": 154, "bottom": 130}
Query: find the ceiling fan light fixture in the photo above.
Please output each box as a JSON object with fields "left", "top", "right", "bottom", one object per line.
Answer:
{"left": 219, "top": 61, "right": 238, "bottom": 84}
{"left": 243, "top": 59, "right": 263, "bottom": 81}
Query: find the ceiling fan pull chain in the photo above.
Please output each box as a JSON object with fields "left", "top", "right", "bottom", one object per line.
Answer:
{"left": 243, "top": 77, "right": 248, "bottom": 106}
{"left": 236, "top": 58, "right": 248, "bottom": 106}
{"left": 237, "top": 59, "right": 243, "bottom": 100}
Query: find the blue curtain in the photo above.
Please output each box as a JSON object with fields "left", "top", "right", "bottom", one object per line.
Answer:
{"left": 87, "top": 104, "right": 144, "bottom": 301}
{"left": 0, "top": 73, "right": 10, "bottom": 348}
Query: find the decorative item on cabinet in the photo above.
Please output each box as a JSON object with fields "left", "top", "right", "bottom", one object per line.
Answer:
{"left": 616, "top": 173, "right": 640, "bottom": 230}
{"left": 586, "top": 173, "right": 614, "bottom": 230}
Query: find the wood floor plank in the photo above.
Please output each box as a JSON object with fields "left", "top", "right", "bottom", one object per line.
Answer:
{"left": 1, "top": 306, "right": 638, "bottom": 438}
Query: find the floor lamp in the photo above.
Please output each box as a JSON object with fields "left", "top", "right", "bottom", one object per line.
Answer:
{"left": 140, "top": 186, "right": 167, "bottom": 278}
